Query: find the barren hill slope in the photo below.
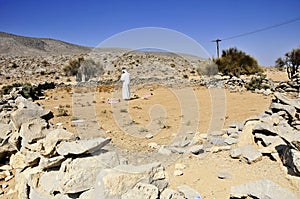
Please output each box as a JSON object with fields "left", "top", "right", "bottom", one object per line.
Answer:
{"left": 0, "top": 32, "right": 91, "bottom": 56}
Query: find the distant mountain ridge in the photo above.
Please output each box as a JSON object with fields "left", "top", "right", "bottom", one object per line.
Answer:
{"left": 0, "top": 32, "right": 91, "bottom": 56}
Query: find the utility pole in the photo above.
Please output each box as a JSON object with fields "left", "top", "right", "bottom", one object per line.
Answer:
{"left": 212, "top": 39, "right": 221, "bottom": 58}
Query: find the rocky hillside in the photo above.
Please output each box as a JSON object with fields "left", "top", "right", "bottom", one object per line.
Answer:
{"left": 0, "top": 32, "right": 91, "bottom": 56}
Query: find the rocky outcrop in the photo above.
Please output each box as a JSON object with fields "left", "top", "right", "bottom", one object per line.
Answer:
{"left": 223, "top": 92, "right": 300, "bottom": 178}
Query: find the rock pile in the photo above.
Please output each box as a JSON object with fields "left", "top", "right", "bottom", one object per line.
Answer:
{"left": 0, "top": 87, "right": 203, "bottom": 199}
{"left": 215, "top": 92, "right": 300, "bottom": 198}
{"left": 275, "top": 79, "right": 300, "bottom": 94}
{"left": 202, "top": 74, "right": 274, "bottom": 95}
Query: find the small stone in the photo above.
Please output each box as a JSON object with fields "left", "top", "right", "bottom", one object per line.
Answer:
{"left": 188, "top": 145, "right": 204, "bottom": 155}
{"left": 218, "top": 171, "right": 231, "bottom": 179}
{"left": 175, "top": 163, "right": 186, "bottom": 170}
{"left": 230, "top": 148, "right": 242, "bottom": 158}
{"left": 148, "top": 142, "right": 159, "bottom": 149}
{"left": 241, "top": 145, "right": 262, "bottom": 164}
{"left": 225, "top": 137, "right": 238, "bottom": 145}
{"left": 145, "top": 133, "right": 153, "bottom": 139}
{"left": 226, "top": 128, "right": 238, "bottom": 135}
{"left": 210, "top": 137, "right": 226, "bottom": 145}
{"left": 210, "top": 131, "right": 225, "bottom": 136}
{"left": 173, "top": 170, "right": 183, "bottom": 176}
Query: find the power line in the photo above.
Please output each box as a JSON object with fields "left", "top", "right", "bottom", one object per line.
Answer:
{"left": 211, "top": 16, "right": 300, "bottom": 58}
{"left": 221, "top": 16, "right": 300, "bottom": 41}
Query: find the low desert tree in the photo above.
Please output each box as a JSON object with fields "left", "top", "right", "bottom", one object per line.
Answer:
{"left": 275, "top": 57, "right": 285, "bottom": 71}
{"left": 64, "top": 57, "right": 104, "bottom": 81}
{"left": 214, "top": 47, "right": 263, "bottom": 76}
{"left": 76, "top": 59, "right": 104, "bottom": 82}
{"left": 276, "top": 48, "right": 300, "bottom": 79}
{"left": 63, "top": 56, "right": 84, "bottom": 76}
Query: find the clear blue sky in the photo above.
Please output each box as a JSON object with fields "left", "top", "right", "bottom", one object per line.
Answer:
{"left": 1, "top": 0, "right": 300, "bottom": 66}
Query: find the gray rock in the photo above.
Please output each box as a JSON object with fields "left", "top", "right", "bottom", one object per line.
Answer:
{"left": 226, "top": 127, "right": 238, "bottom": 136}
{"left": 210, "top": 131, "right": 225, "bottom": 136}
{"left": 230, "top": 180, "right": 298, "bottom": 199}
{"left": 39, "top": 156, "right": 65, "bottom": 170}
{"left": 254, "top": 134, "right": 282, "bottom": 147}
{"left": 280, "top": 130, "right": 300, "bottom": 151}
{"left": 240, "top": 145, "right": 262, "bottom": 164}
{"left": 24, "top": 151, "right": 40, "bottom": 166}
{"left": 56, "top": 137, "right": 111, "bottom": 156}
{"left": 177, "top": 185, "right": 201, "bottom": 199}
{"left": 58, "top": 157, "right": 107, "bottom": 194}
{"left": 41, "top": 129, "right": 75, "bottom": 156}
{"left": 217, "top": 171, "right": 231, "bottom": 179}
{"left": 274, "top": 92, "right": 290, "bottom": 103}
{"left": 94, "top": 151, "right": 120, "bottom": 168}
{"left": 29, "top": 188, "right": 53, "bottom": 199}
{"left": 252, "top": 122, "right": 279, "bottom": 136}
{"left": 11, "top": 96, "right": 52, "bottom": 129}
{"left": 224, "top": 137, "right": 238, "bottom": 145}
{"left": 282, "top": 148, "right": 300, "bottom": 176}
{"left": 160, "top": 188, "right": 184, "bottom": 199}
{"left": 19, "top": 118, "right": 48, "bottom": 144}
{"left": 121, "top": 182, "right": 158, "bottom": 199}
{"left": 94, "top": 162, "right": 165, "bottom": 197}
{"left": 169, "top": 147, "right": 186, "bottom": 154}
{"left": 231, "top": 145, "right": 262, "bottom": 164}
{"left": 38, "top": 170, "right": 61, "bottom": 195}
{"left": 270, "top": 102, "right": 296, "bottom": 118}
{"left": 209, "top": 137, "right": 225, "bottom": 145}
{"left": 145, "top": 133, "right": 154, "bottom": 139}
{"left": 188, "top": 145, "right": 204, "bottom": 155}
{"left": 230, "top": 147, "right": 242, "bottom": 158}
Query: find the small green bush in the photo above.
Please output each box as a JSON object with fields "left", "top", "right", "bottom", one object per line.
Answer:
{"left": 0, "top": 82, "right": 37, "bottom": 99}
{"left": 245, "top": 74, "right": 269, "bottom": 91}
{"left": 215, "top": 48, "right": 263, "bottom": 76}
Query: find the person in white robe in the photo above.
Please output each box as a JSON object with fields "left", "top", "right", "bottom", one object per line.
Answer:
{"left": 120, "top": 69, "right": 130, "bottom": 100}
